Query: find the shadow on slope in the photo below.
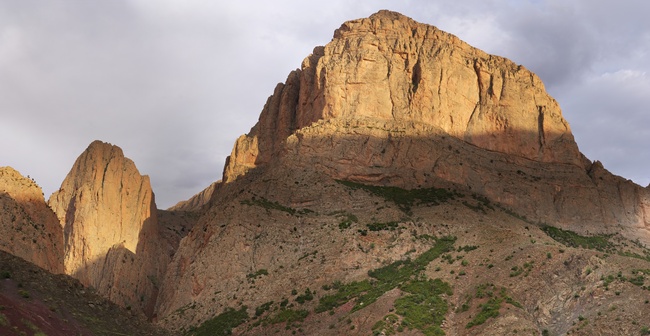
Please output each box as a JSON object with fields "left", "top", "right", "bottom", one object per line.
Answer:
{"left": 0, "top": 250, "right": 166, "bottom": 336}
{"left": 224, "top": 124, "right": 650, "bottom": 244}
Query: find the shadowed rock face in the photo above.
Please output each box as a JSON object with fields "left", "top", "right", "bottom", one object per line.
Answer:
{"left": 0, "top": 167, "right": 64, "bottom": 273}
{"left": 48, "top": 140, "right": 168, "bottom": 316}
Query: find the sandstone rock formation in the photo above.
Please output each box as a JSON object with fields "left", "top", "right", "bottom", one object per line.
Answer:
{"left": 48, "top": 140, "right": 168, "bottom": 316}
{"left": 168, "top": 181, "right": 219, "bottom": 212}
{"left": 224, "top": 10, "right": 581, "bottom": 184}
{"left": 0, "top": 167, "right": 64, "bottom": 273}
{"left": 222, "top": 10, "right": 649, "bottom": 243}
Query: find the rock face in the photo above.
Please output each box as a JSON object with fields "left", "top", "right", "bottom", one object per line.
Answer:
{"left": 224, "top": 10, "right": 581, "bottom": 184}
{"left": 167, "top": 181, "right": 219, "bottom": 212}
{"left": 222, "top": 10, "right": 649, "bottom": 242}
{"left": 48, "top": 140, "right": 168, "bottom": 316}
{"left": 0, "top": 167, "right": 64, "bottom": 273}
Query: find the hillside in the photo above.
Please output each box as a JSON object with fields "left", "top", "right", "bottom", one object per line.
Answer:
{"left": 0, "top": 249, "right": 166, "bottom": 336}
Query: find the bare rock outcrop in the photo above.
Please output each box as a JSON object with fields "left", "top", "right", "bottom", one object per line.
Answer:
{"left": 0, "top": 167, "right": 64, "bottom": 273}
{"left": 223, "top": 10, "right": 581, "bottom": 184}
{"left": 48, "top": 140, "right": 168, "bottom": 316}
{"left": 168, "top": 181, "right": 220, "bottom": 212}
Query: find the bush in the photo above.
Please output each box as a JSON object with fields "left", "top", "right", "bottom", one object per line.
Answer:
{"left": 295, "top": 289, "right": 314, "bottom": 304}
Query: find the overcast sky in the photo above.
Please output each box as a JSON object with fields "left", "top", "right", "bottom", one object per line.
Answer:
{"left": 1, "top": 1, "right": 648, "bottom": 208}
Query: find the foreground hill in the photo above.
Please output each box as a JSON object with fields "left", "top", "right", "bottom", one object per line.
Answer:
{"left": 0, "top": 249, "right": 166, "bottom": 335}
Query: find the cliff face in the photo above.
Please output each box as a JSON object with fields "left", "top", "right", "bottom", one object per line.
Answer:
{"left": 0, "top": 167, "right": 64, "bottom": 273}
{"left": 223, "top": 10, "right": 581, "bottom": 184}
{"left": 167, "top": 181, "right": 219, "bottom": 212}
{"left": 221, "top": 10, "right": 649, "bottom": 242}
{"left": 48, "top": 140, "right": 168, "bottom": 316}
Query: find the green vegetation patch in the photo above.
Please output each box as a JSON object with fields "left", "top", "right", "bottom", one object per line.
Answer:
{"left": 618, "top": 251, "right": 650, "bottom": 262}
{"left": 295, "top": 288, "right": 314, "bottom": 304}
{"left": 315, "top": 280, "right": 373, "bottom": 313}
{"left": 372, "top": 314, "right": 399, "bottom": 336}
{"left": 465, "top": 284, "right": 522, "bottom": 329}
{"left": 509, "top": 262, "right": 534, "bottom": 278}
{"left": 541, "top": 226, "right": 613, "bottom": 251}
{"left": 266, "top": 309, "right": 309, "bottom": 326}
{"left": 255, "top": 301, "right": 273, "bottom": 317}
{"left": 316, "top": 236, "right": 456, "bottom": 313}
{"left": 246, "top": 269, "right": 268, "bottom": 280}
{"left": 367, "top": 221, "right": 399, "bottom": 231}
{"left": 602, "top": 270, "right": 650, "bottom": 290}
{"left": 188, "top": 306, "right": 248, "bottom": 336}
{"left": 339, "top": 213, "right": 359, "bottom": 231}
{"left": 240, "top": 197, "right": 298, "bottom": 215}
{"left": 395, "top": 278, "right": 451, "bottom": 334}
{"left": 336, "top": 180, "right": 458, "bottom": 213}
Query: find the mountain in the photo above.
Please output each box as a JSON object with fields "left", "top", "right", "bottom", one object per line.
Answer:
{"left": 47, "top": 140, "right": 172, "bottom": 316}
{"left": 2, "top": 10, "right": 650, "bottom": 336}
{"left": 152, "top": 10, "right": 650, "bottom": 335}
{"left": 223, "top": 10, "right": 649, "bottom": 243}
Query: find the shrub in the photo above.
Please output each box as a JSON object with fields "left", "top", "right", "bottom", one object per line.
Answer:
{"left": 295, "top": 289, "right": 314, "bottom": 304}
{"left": 247, "top": 269, "right": 269, "bottom": 280}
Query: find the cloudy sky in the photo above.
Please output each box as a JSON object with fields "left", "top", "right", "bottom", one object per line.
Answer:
{"left": 1, "top": 1, "right": 648, "bottom": 208}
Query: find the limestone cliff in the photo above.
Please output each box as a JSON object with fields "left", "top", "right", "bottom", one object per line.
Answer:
{"left": 0, "top": 167, "right": 64, "bottom": 273}
{"left": 48, "top": 140, "right": 168, "bottom": 316}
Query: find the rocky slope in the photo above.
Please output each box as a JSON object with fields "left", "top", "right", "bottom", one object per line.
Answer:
{"left": 47, "top": 140, "right": 169, "bottom": 316}
{"left": 0, "top": 249, "right": 166, "bottom": 336}
{"left": 0, "top": 166, "right": 64, "bottom": 273}
{"left": 153, "top": 10, "right": 650, "bottom": 335}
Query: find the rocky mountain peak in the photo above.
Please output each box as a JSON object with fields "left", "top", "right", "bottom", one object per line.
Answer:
{"left": 223, "top": 10, "right": 582, "bottom": 183}
{"left": 49, "top": 140, "right": 153, "bottom": 260}
{"left": 48, "top": 140, "right": 166, "bottom": 315}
